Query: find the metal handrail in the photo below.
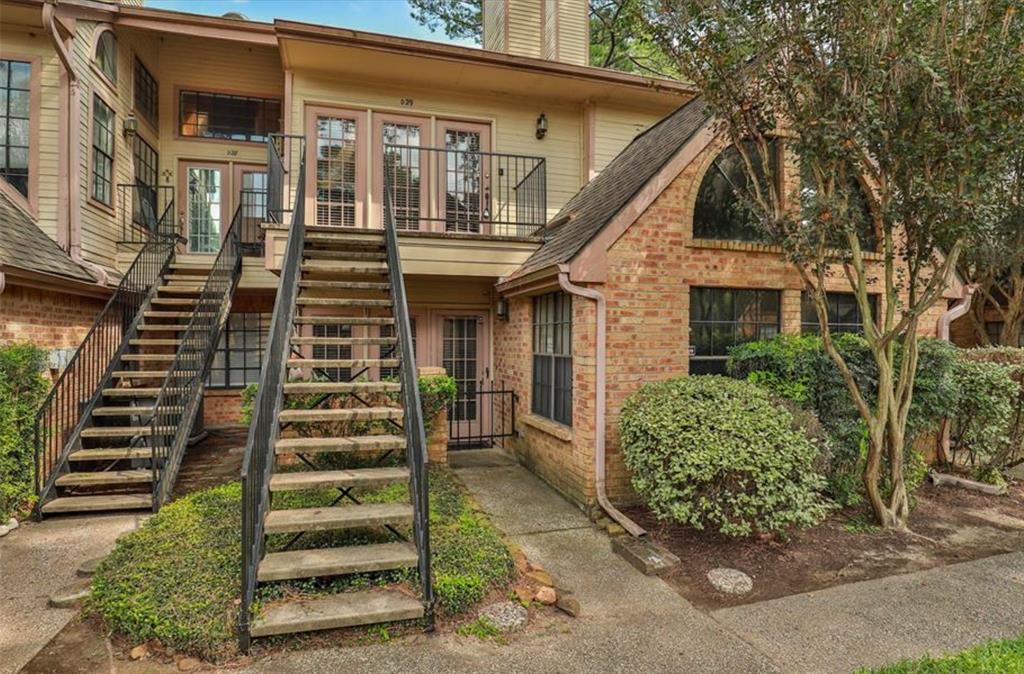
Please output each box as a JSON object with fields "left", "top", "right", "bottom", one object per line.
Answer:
{"left": 266, "top": 133, "right": 306, "bottom": 224}
{"left": 33, "top": 201, "right": 178, "bottom": 513}
{"left": 383, "top": 183, "right": 435, "bottom": 627}
{"left": 239, "top": 139, "right": 307, "bottom": 652}
{"left": 117, "top": 183, "right": 174, "bottom": 244}
{"left": 149, "top": 206, "right": 243, "bottom": 507}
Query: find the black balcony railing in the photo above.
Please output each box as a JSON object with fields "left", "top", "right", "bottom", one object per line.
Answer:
{"left": 149, "top": 205, "right": 243, "bottom": 507}
{"left": 266, "top": 133, "right": 303, "bottom": 224}
{"left": 34, "top": 200, "right": 178, "bottom": 512}
{"left": 382, "top": 144, "right": 546, "bottom": 238}
{"left": 118, "top": 183, "right": 175, "bottom": 244}
{"left": 239, "top": 188, "right": 268, "bottom": 255}
{"left": 239, "top": 135, "right": 306, "bottom": 652}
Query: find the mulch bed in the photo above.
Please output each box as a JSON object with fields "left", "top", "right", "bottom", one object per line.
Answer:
{"left": 624, "top": 480, "right": 1024, "bottom": 610}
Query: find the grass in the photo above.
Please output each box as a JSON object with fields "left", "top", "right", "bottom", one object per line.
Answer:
{"left": 866, "top": 635, "right": 1024, "bottom": 673}
{"left": 456, "top": 616, "right": 505, "bottom": 642}
{"left": 88, "top": 466, "right": 515, "bottom": 660}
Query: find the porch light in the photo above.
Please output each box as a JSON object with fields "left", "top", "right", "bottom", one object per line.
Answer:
{"left": 123, "top": 114, "right": 139, "bottom": 138}
{"left": 496, "top": 297, "right": 510, "bottom": 321}
{"left": 535, "top": 113, "right": 548, "bottom": 140}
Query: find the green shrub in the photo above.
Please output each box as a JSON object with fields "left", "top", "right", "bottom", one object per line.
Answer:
{"left": 951, "top": 348, "right": 1024, "bottom": 480}
{"left": 0, "top": 343, "right": 49, "bottom": 520}
{"left": 418, "top": 374, "right": 457, "bottom": 434}
{"left": 619, "top": 376, "right": 831, "bottom": 537}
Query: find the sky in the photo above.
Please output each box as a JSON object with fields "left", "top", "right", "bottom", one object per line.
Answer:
{"left": 146, "top": 0, "right": 478, "bottom": 46}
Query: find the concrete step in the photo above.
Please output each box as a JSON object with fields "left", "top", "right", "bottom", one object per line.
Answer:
{"left": 286, "top": 358, "right": 399, "bottom": 370}
{"left": 91, "top": 406, "right": 156, "bottom": 417}
{"left": 290, "top": 337, "right": 397, "bottom": 347}
{"left": 80, "top": 426, "right": 171, "bottom": 439}
{"left": 112, "top": 370, "right": 170, "bottom": 379}
{"left": 41, "top": 494, "right": 152, "bottom": 514}
{"left": 151, "top": 297, "right": 198, "bottom": 306}
{"left": 257, "top": 542, "right": 417, "bottom": 582}
{"left": 129, "top": 339, "right": 182, "bottom": 346}
{"left": 303, "top": 249, "right": 387, "bottom": 261}
{"left": 301, "top": 260, "right": 388, "bottom": 275}
{"left": 296, "top": 297, "right": 393, "bottom": 308}
{"left": 275, "top": 434, "right": 405, "bottom": 455}
{"left": 278, "top": 407, "right": 403, "bottom": 423}
{"left": 56, "top": 470, "right": 152, "bottom": 487}
{"left": 263, "top": 502, "right": 414, "bottom": 534}
{"left": 250, "top": 589, "right": 422, "bottom": 638}
{"left": 283, "top": 381, "right": 401, "bottom": 395}
{"left": 102, "top": 387, "right": 162, "bottom": 397}
{"left": 293, "top": 316, "right": 395, "bottom": 327}
{"left": 269, "top": 466, "right": 408, "bottom": 492}
{"left": 71, "top": 447, "right": 152, "bottom": 461}
{"left": 298, "top": 280, "right": 390, "bottom": 291}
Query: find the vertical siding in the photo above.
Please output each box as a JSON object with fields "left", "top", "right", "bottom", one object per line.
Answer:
{"left": 483, "top": 0, "right": 507, "bottom": 53}
{"left": 0, "top": 25, "right": 62, "bottom": 240}
{"left": 543, "top": 0, "right": 558, "bottom": 60}
{"left": 506, "top": 0, "right": 543, "bottom": 59}
{"left": 557, "top": 0, "right": 589, "bottom": 66}
{"left": 593, "top": 104, "right": 664, "bottom": 173}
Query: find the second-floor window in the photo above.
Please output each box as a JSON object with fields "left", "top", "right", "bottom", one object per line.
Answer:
{"left": 133, "top": 57, "right": 158, "bottom": 127}
{"left": 132, "top": 136, "right": 159, "bottom": 226}
{"left": 94, "top": 30, "right": 118, "bottom": 84}
{"left": 801, "top": 292, "right": 878, "bottom": 335}
{"left": 532, "top": 292, "right": 573, "bottom": 426}
{"left": 0, "top": 59, "right": 30, "bottom": 198}
{"left": 91, "top": 95, "right": 115, "bottom": 206}
{"left": 693, "top": 140, "right": 778, "bottom": 243}
{"left": 179, "top": 90, "right": 281, "bottom": 143}
{"left": 690, "top": 287, "right": 781, "bottom": 375}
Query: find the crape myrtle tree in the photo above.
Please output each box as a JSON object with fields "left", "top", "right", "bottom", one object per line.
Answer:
{"left": 647, "top": 0, "right": 1024, "bottom": 528}
{"left": 958, "top": 151, "right": 1024, "bottom": 346}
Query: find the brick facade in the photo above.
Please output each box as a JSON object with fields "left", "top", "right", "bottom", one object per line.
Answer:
{"left": 0, "top": 283, "right": 105, "bottom": 352}
{"left": 495, "top": 134, "right": 959, "bottom": 511}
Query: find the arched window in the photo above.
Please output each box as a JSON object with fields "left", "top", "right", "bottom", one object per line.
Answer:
{"left": 693, "top": 140, "right": 776, "bottom": 242}
{"left": 94, "top": 30, "right": 117, "bottom": 84}
{"left": 800, "top": 162, "right": 878, "bottom": 252}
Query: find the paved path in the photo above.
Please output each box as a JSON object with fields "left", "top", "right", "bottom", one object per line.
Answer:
{"left": 0, "top": 513, "right": 138, "bottom": 674}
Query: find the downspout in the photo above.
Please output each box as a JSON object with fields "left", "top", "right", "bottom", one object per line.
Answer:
{"left": 557, "top": 272, "right": 647, "bottom": 538}
{"left": 44, "top": 3, "right": 107, "bottom": 286}
{"left": 936, "top": 284, "right": 977, "bottom": 462}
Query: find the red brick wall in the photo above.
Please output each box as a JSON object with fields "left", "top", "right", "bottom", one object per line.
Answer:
{"left": 203, "top": 388, "right": 246, "bottom": 428}
{"left": 0, "top": 283, "right": 105, "bottom": 350}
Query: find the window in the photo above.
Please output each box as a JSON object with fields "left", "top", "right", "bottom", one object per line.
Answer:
{"left": 91, "top": 95, "right": 115, "bottom": 206}
{"left": 0, "top": 59, "right": 30, "bottom": 198}
{"left": 179, "top": 90, "right": 281, "bottom": 143}
{"left": 984, "top": 321, "right": 1024, "bottom": 347}
{"left": 133, "top": 57, "right": 158, "bottom": 127}
{"left": 693, "top": 140, "right": 777, "bottom": 242}
{"left": 208, "top": 313, "right": 269, "bottom": 388}
{"left": 690, "top": 288, "right": 780, "bottom": 375}
{"left": 94, "top": 30, "right": 117, "bottom": 84}
{"left": 801, "top": 292, "right": 878, "bottom": 335}
{"left": 532, "top": 292, "right": 572, "bottom": 426}
{"left": 132, "top": 136, "right": 158, "bottom": 226}
{"left": 800, "top": 162, "right": 878, "bottom": 252}
{"left": 315, "top": 114, "right": 359, "bottom": 227}
{"left": 313, "top": 324, "right": 352, "bottom": 382}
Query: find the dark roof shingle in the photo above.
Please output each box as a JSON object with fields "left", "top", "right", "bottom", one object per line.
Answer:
{"left": 511, "top": 97, "right": 711, "bottom": 279}
{"left": 0, "top": 191, "right": 97, "bottom": 283}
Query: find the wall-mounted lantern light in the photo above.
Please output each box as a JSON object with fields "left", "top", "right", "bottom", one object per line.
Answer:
{"left": 496, "top": 297, "right": 510, "bottom": 321}
{"left": 535, "top": 112, "right": 548, "bottom": 140}
{"left": 123, "top": 114, "right": 138, "bottom": 138}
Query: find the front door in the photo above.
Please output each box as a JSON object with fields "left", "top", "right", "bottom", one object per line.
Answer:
{"left": 306, "top": 106, "right": 367, "bottom": 228}
{"left": 442, "top": 314, "right": 488, "bottom": 444}
{"left": 375, "top": 114, "right": 428, "bottom": 230}
{"left": 181, "top": 162, "right": 227, "bottom": 253}
{"left": 437, "top": 122, "right": 491, "bottom": 235}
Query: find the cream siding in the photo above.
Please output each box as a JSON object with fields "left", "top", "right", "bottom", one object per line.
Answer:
{"left": 0, "top": 24, "right": 62, "bottom": 239}
{"left": 557, "top": 0, "right": 589, "bottom": 66}
{"left": 483, "top": 0, "right": 507, "bottom": 53}
{"left": 593, "top": 104, "right": 663, "bottom": 173}
{"left": 506, "top": 0, "right": 543, "bottom": 59}
{"left": 543, "top": 0, "right": 558, "bottom": 61}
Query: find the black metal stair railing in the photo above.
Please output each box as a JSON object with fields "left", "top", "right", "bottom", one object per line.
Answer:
{"left": 239, "top": 135, "right": 307, "bottom": 652}
{"left": 33, "top": 201, "right": 178, "bottom": 514}
{"left": 382, "top": 184, "right": 436, "bottom": 627}
{"left": 148, "top": 206, "right": 244, "bottom": 508}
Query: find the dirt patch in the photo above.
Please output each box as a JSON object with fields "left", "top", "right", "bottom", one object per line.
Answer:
{"left": 172, "top": 428, "right": 247, "bottom": 497}
{"left": 625, "top": 481, "right": 1024, "bottom": 610}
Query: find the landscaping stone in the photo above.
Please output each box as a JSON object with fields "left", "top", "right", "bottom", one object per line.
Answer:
{"left": 9, "top": 517, "right": 19, "bottom": 530}
{"left": 606, "top": 523, "right": 626, "bottom": 537}
{"left": 0, "top": 524, "right": 9, "bottom": 538}
{"left": 48, "top": 578, "right": 92, "bottom": 608}
{"left": 176, "top": 656, "right": 201, "bottom": 671}
{"left": 77, "top": 556, "right": 106, "bottom": 577}
{"left": 513, "top": 586, "right": 534, "bottom": 605}
{"left": 477, "top": 601, "right": 528, "bottom": 632}
{"left": 534, "top": 586, "right": 557, "bottom": 605}
{"left": 555, "top": 593, "right": 581, "bottom": 617}
{"left": 707, "top": 568, "right": 753, "bottom": 595}
{"left": 611, "top": 535, "right": 681, "bottom": 575}
{"left": 525, "top": 569, "right": 554, "bottom": 586}
{"left": 512, "top": 548, "right": 530, "bottom": 574}
{"left": 130, "top": 644, "right": 150, "bottom": 660}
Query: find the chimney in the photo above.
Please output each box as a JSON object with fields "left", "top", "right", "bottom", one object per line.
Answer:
{"left": 483, "top": 0, "right": 589, "bottom": 66}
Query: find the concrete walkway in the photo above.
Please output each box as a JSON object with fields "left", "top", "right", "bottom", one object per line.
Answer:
{"left": 245, "top": 452, "right": 1024, "bottom": 674}
{"left": 0, "top": 512, "right": 138, "bottom": 674}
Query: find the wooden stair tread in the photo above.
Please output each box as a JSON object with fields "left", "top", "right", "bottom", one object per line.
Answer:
{"left": 80, "top": 425, "right": 171, "bottom": 438}
{"left": 296, "top": 297, "right": 393, "bottom": 307}
{"left": 41, "top": 494, "right": 152, "bottom": 514}
{"left": 298, "top": 280, "right": 390, "bottom": 290}
{"left": 137, "top": 324, "right": 189, "bottom": 331}
{"left": 113, "top": 370, "right": 170, "bottom": 378}
{"left": 102, "top": 387, "right": 162, "bottom": 396}
{"left": 71, "top": 447, "right": 152, "bottom": 461}
{"left": 92, "top": 406, "right": 156, "bottom": 416}
{"left": 290, "top": 337, "right": 397, "bottom": 346}
{"left": 303, "top": 249, "right": 387, "bottom": 261}
{"left": 279, "top": 407, "right": 402, "bottom": 423}
{"left": 293, "top": 316, "right": 395, "bottom": 326}
{"left": 120, "top": 354, "right": 177, "bottom": 361}
{"left": 56, "top": 470, "right": 152, "bottom": 486}
{"left": 129, "top": 339, "right": 182, "bottom": 346}
{"left": 301, "top": 261, "right": 388, "bottom": 274}
{"left": 275, "top": 434, "right": 405, "bottom": 454}
{"left": 287, "top": 358, "right": 399, "bottom": 369}
{"left": 151, "top": 298, "right": 198, "bottom": 305}
{"left": 263, "top": 503, "right": 413, "bottom": 534}
{"left": 283, "top": 381, "right": 401, "bottom": 394}
{"left": 269, "top": 467, "right": 408, "bottom": 492}
{"left": 257, "top": 542, "right": 417, "bottom": 582}
{"left": 250, "top": 589, "right": 422, "bottom": 638}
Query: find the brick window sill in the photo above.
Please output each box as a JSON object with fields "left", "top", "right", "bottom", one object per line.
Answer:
{"left": 521, "top": 413, "right": 573, "bottom": 442}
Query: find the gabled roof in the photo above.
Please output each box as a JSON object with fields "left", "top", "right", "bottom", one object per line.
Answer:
{"left": 510, "top": 97, "right": 711, "bottom": 280}
{"left": 0, "top": 191, "right": 97, "bottom": 284}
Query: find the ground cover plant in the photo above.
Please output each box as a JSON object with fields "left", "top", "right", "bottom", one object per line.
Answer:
{"left": 864, "top": 633, "right": 1024, "bottom": 674}
{"left": 619, "top": 375, "right": 831, "bottom": 537}
{"left": 89, "top": 466, "right": 514, "bottom": 660}
{"left": 0, "top": 343, "right": 49, "bottom": 520}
